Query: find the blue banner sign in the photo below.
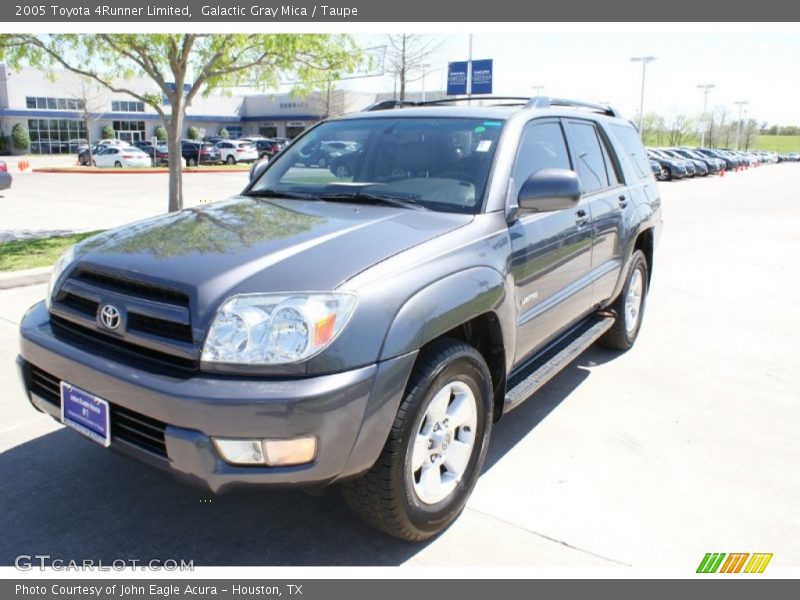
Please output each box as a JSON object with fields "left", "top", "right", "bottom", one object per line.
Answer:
{"left": 471, "top": 59, "right": 493, "bottom": 95}
{"left": 447, "top": 61, "right": 469, "bottom": 95}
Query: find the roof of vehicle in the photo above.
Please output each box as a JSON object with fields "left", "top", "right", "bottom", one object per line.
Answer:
{"left": 328, "top": 96, "right": 627, "bottom": 124}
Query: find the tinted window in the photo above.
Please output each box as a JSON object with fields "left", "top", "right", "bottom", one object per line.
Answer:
{"left": 567, "top": 121, "right": 609, "bottom": 194}
{"left": 597, "top": 128, "right": 621, "bottom": 186}
{"left": 511, "top": 121, "right": 571, "bottom": 199}
{"left": 609, "top": 123, "right": 650, "bottom": 179}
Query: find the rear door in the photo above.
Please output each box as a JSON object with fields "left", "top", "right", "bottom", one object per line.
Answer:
{"left": 563, "top": 119, "right": 628, "bottom": 304}
{"left": 508, "top": 119, "right": 594, "bottom": 365}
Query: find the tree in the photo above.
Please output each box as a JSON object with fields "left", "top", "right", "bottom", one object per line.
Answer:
{"left": 218, "top": 127, "right": 229, "bottom": 139}
{"left": 66, "top": 75, "right": 107, "bottom": 165}
{"left": 187, "top": 126, "right": 200, "bottom": 141}
{"left": 666, "top": 114, "right": 694, "bottom": 146}
{"left": 640, "top": 112, "right": 665, "bottom": 146}
{"left": 742, "top": 119, "right": 759, "bottom": 150}
{"left": 154, "top": 125, "right": 167, "bottom": 142}
{"left": 11, "top": 123, "right": 29, "bottom": 152}
{"left": 384, "top": 34, "right": 442, "bottom": 101}
{"left": 0, "top": 34, "right": 360, "bottom": 212}
{"left": 101, "top": 124, "right": 116, "bottom": 140}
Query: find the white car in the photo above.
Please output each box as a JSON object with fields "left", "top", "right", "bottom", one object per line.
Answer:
{"left": 216, "top": 140, "right": 259, "bottom": 164}
{"left": 92, "top": 146, "right": 152, "bottom": 168}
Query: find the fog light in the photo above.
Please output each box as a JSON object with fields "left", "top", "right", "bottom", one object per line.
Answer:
{"left": 213, "top": 438, "right": 265, "bottom": 465}
{"left": 263, "top": 437, "right": 317, "bottom": 466}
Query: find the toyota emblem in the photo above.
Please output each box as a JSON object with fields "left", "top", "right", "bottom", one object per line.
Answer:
{"left": 99, "top": 304, "right": 121, "bottom": 330}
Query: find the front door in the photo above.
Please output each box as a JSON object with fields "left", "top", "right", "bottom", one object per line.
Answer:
{"left": 509, "top": 119, "right": 594, "bottom": 366}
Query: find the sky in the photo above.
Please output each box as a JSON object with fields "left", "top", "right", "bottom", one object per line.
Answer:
{"left": 339, "top": 31, "right": 800, "bottom": 126}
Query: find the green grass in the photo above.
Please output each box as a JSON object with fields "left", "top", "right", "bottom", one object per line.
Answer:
{"left": 0, "top": 231, "right": 103, "bottom": 272}
{"left": 641, "top": 134, "right": 800, "bottom": 153}
{"left": 751, "top": 136, "right": 800, "bottom": 152}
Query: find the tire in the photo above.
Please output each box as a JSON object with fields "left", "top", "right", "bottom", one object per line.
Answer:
{"left": 114, "top": 161, "right": 122, "bottom": 168}
{"left": 598, "top": 249, "right": 649, "bottom": 351}
{"left": 342, "top": 339, "right": 493, "bottom": 541}
{"left": 187, "top": 157, "right": 197, "bottom": 167}
{"left": 92, "top": 160, "right": 97, "bottom": 167}
{"left": 226, "top": 155, "right": 236, "bottom": 165}
{"left": 334, "top": 165, "right": 349, "bottom": 178}
{"left": 317, "top": 157, "right": 327, "bottom": 168}
{"left": 663, "top": 168, "right": 672, "bottom": 181}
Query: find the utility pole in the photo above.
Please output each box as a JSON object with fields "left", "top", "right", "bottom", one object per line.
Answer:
{"left": 697, "top": 84, "right": 715, "bottom": 147}
{"left": 630, "top": 55, "right": 657, "bottom": 131}
{"left": 734, "top": 100, "right": 748, "bottom": 150}
{"left": 467, "top": 34, "right": 473, "bottom": 106}
{"left": 531, "top": 85, "right": 544, "bottom": 97}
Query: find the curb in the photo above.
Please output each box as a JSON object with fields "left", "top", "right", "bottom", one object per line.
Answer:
{"left": 0, "top": 266, "right": 52, "bottom": 290}
{"left": 31, "top": 167, "right": 251, "bottom": 175}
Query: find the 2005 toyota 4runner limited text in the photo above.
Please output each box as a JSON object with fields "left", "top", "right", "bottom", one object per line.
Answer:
{"left": 18, "top": 97, "right": 662, "bottom": 541}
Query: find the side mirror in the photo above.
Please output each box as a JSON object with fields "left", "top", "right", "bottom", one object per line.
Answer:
{"left": 517, "top": 168, "right": 581, "bottom": 213}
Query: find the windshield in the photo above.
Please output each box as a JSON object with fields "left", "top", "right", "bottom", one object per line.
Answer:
{"left": 248, "top": 117, "right": 505, "bottom": 214}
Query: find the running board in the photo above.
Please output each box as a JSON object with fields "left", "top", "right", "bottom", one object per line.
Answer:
{"left": 503, "top": 315, "right": 615, "bottom": 414}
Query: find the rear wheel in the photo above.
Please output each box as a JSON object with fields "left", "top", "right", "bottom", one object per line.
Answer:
{"left": 186, "top": 157, "right": 197, "bottom": 167}
{"left": 334, "top": 165, "right": 349, "bottom": 177}
{"left": 226, "top": 155, "right": 236, "bottom": 165}
{"left": 598, "top": 249, "right": 648, "bottom": 351}
{"left": 114, "top": 161, "right": 122, "bottom": 168}
{"left": 342, "top": 339, "right": 493, "bottom": 541}
{"left": 317, "top": 157, "right": 327, "bottom": 168}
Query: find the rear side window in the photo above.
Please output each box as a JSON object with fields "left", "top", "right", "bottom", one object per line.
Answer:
{"left": 609, "top": 123, "right": 650, "bottom": 180}
{"left": 566, "top": 121, "right": 609, "bottom": 194}
{"left": 511, "top": 121, "right": 571, "bottom": 200}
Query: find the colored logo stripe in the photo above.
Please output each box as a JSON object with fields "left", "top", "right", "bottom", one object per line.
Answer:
{"left": 744, "top": 553, "right": 773, "bottom": 573}
{"left": 697, "top": 553, "right": 726, "bottom": 573}
{"left": 719, "top": 553, "right": 749, "bottom": 573}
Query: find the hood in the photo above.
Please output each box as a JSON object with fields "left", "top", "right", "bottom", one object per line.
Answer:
{"left": 72, "top": 196, "right": 472, "bottom": 318}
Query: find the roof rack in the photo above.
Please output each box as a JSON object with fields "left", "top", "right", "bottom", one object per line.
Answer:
{"left": 362, "top": 95, "right": 622, "bottom": 117}
{"left": 526, "top": 96, "right": 621, "bottom": 117}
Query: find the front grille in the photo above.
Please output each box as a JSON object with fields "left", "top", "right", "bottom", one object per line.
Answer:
{"left": 51, "top": 315, "right": 198, "bottom": 372}
{"left": 127, "top": 313, "right": 193, "bottom": 343}
{"left": 27, "top": 364, "right": 168, "bottom": 458}
{"left": 51, "top": 268, "right": 197, "bottom": 372}
{"left": 72, "top": 269, "right": 190, "bottom": 307}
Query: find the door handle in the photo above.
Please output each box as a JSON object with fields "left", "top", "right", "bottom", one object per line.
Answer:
{"left": 618, "top": 195, "right": 628, "bottom": 209}
{"left": 575, "top": 209, "right": 590, "bottom": 228}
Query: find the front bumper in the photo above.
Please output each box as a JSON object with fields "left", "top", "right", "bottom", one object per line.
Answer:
{"left": 18, "top": 301, "right": 416, "bottom": 493}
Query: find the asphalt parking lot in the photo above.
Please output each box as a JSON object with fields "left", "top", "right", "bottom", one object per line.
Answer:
{"left": 0, "top": 165, "right": 798, "bottom": 568}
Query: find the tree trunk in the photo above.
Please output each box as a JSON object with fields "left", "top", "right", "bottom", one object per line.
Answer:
{"left": 399, "top": 34, "right": 407, "bottom": 101}
{"left": 166, "top": 102, "right": 184, "bottom": 213}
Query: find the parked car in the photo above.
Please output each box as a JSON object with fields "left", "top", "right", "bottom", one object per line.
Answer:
{"left": 647, "top": 149, "right": 687, "bottom": 180}
{"left": 215, "top": 140, "right": 259, "bottom": 164}
{"left": 0, "top": 160, "right": 12, "bottom": 191}
{"left": 695, "top": 148, "right": 737, "bottom": 171}
{"left": 181, "top": 140, "right": 221, "bottom": 166}
{"left": 134, "top": 141, "right": 169, "bottom": 165}
{"left": 92, "top": 145, "right": 151, "bottom": 168}
{"left": 660, "top": 149, "right": 708, "bottom": 176}
{"left": 649, "top": 159, "right": 667, "bottom": 181}
{"left": 675, "top": 148, "right": 725, "bottom": 174}
{"left": 20, "top": 97, "right": 661, "bottom": 541}
{"left": 254, "top": 139, "right": 283, "bottom": 159}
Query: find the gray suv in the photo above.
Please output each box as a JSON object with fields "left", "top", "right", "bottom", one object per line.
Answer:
{"left": 18, "top": 97, "right": 662, "bottom": 541}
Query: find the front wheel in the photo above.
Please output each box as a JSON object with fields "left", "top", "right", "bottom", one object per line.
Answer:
{"left": 186, "top": 157, "right": 197, "bottom": 167}
{"left": 342, "top": 339, "right": 493, "bottom": 541}
{"left": 226, "top": 155, "right": 236, "bottom": 165}
{"left": 598, "top": 249, "right": 649, "bottom": 351}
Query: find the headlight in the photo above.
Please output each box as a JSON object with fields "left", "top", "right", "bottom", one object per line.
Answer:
{"left": 201, "top": 292, "right": 357, "bottom": 365}
{"left": 45, "top": 246, "right": 75, "bottom": 309}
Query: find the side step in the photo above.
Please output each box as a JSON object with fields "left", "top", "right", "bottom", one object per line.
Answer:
{"left": 503, "top": 314, "right": 615, "bottom": 414}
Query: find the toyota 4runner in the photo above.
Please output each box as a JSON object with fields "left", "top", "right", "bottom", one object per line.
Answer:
{"left": 18, "top": 96, "right": 662, "bottom": 541}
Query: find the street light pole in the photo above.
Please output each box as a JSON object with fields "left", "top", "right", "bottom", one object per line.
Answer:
{"left": 531, "top": 85, "right": 544, "bottom": 97}
{"left": 734, "top": 100, "right": 748, "bottom": 150}
{"left": 697, "top": 84, "right": 715, "bottom": 147}
{"left": 421, "top": 63, "right": 431, "bottom": 102}
{"left": 630, "top": 55, "right": 657, "bottom": 131}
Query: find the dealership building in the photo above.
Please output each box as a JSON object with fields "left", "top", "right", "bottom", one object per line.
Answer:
{"left": 0, "top": 64, "right": 386, "bottom": 153}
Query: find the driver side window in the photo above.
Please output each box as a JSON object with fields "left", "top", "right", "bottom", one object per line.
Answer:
{"left": 511, "top": 121, "right": 572, "bottom": 200}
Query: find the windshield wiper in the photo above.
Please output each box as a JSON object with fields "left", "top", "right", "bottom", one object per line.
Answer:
{"left": 318, "top": 192, "right": 428, "bottom": 211}
{"left": 245, "top": 188, "right": 313, "bottom": 200}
